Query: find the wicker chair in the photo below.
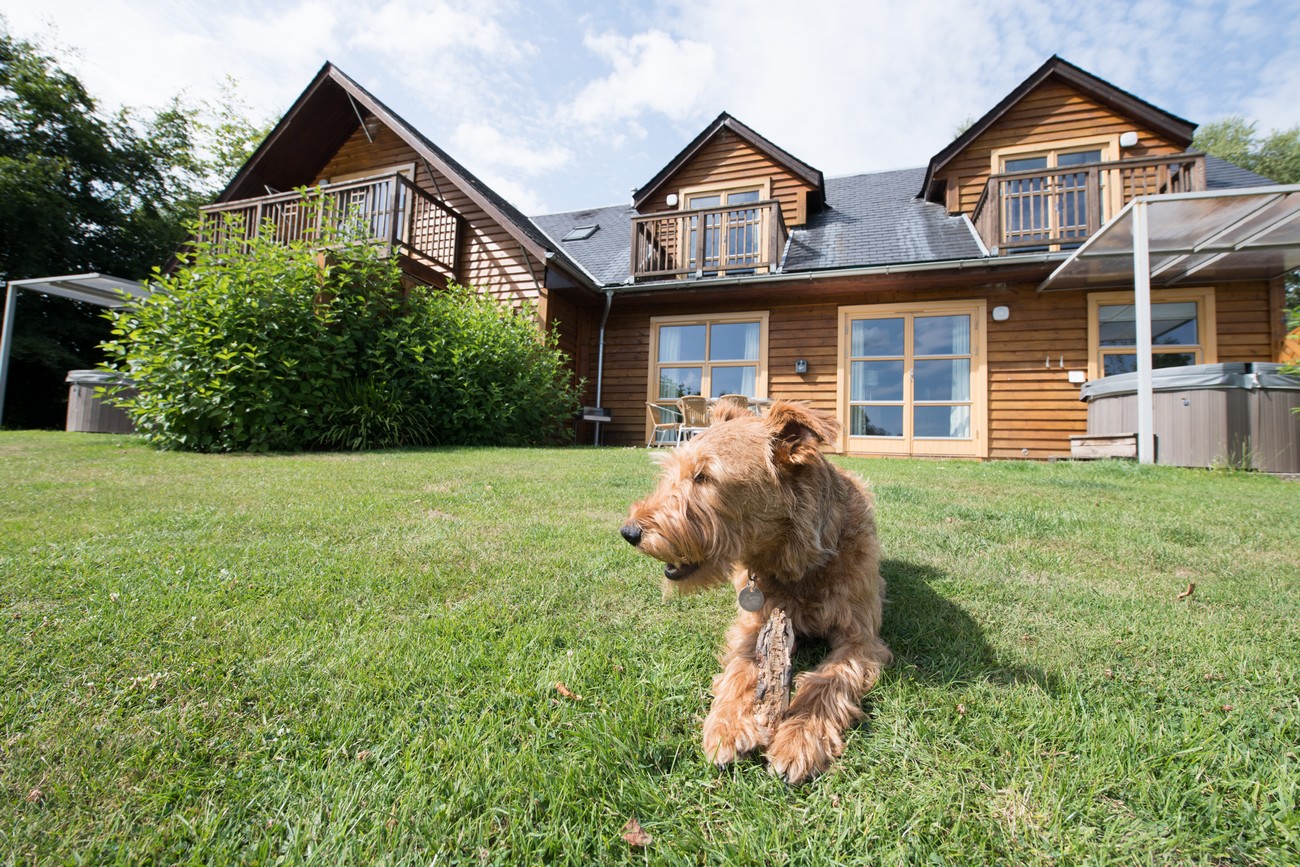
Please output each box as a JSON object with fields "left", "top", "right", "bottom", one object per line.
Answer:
{"left": 715, "top": 394, "right": 755, "bottom": 417}
{"left": 677, "top": 395, "right": 711, "bottom": 440}
{"left": 645, "top": 402, "right": 682, "bottom": 447}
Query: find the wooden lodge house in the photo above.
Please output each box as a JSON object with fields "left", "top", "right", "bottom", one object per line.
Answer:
{"left": 204, "top": 56, "right": 1296, "bottom": 459}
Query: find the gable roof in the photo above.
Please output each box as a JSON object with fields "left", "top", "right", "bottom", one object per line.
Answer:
{"left": 919, "top": 55, "right": 1198, "bottom": 201}
{"left": 631, "top": 112, "right": 825, "bottom": 211}
{"left": 214, "top": 63, "right": 598, "bottom": 292}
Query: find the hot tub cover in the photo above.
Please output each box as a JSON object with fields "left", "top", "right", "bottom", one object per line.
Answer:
{"left": 1079, "top": 362, "right": 1300, "bottom": 401}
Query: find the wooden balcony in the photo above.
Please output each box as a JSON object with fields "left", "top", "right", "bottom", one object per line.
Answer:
{"left": 972, "top": 153, "right": 1206, "bottom": 254}
{"left": 199, "top": 172, "right": 464, "bottom": 281}
{"left": 631, "top": 200, "right": 786, "bottom": 281}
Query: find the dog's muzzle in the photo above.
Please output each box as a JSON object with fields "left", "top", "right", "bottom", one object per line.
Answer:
{"left": 620, "top": 523, "right": 699, "bottom": 580}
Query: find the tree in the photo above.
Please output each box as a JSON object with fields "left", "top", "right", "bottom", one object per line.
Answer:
{"left": 0, "top": 25, "right": 269, "bottom": 428}
{"left": 1195, "top": 116, "right": 1300, "bottom": 366}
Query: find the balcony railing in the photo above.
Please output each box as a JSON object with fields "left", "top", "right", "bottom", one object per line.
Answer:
{"left": 631, "top": 200, "right": 786, "bottom": 281}
{"left": 199, "top": 172, "right": 464, "bottom": 279}
{"left": 972, "top": 153, "right": 1206, "bottom": 254}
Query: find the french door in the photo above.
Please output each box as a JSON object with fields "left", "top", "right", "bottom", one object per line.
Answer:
{"left": 839, "top": 301, "right": 986, "bottom": 457}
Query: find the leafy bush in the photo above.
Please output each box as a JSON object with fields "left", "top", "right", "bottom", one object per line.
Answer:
{"left": 100, "top": 216, "right": 581, "bottom": 451}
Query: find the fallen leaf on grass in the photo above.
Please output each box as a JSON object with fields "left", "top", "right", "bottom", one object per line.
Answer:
{"left": 1175, "top": 582, "right": 1196, "bottom": 601}
{"left": 555, "top": 682, "right": 582, "bottom": 701}
{"left": 26, "top": 788, "right": 43, "bottom": 803}
{"left": 622, "top": 817, "right": 652, "bottom": 848}
{"left": 1221, "top": 704, "right": 1234, "bottom": 713}
{"left": 956, "top": 703, "right": 968, "bottom": 716}
{"left": 355, "top": 749, "right": 372, "bottom": 762}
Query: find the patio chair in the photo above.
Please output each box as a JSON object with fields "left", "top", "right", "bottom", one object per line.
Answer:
{"left": 677, "top": 395, "right": 711, "bottom": 441}
{"left": 645, "top": 402, "right": 683, "bottom": 447}
{"left": 715, "top": 394, "right": 756, "bottom": 417}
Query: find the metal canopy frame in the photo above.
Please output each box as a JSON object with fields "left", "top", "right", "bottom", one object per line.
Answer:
{"left": 0, "top": 273, "right": 147, "bottom": 427}
{"left": 1038, "top": 185, "right": 1300, "bottom": 463}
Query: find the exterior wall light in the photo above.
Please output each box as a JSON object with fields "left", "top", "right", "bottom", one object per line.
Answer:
{"left": 992, "top": 306, "right": 1010, "bottom": 322}
{"left": 795, "top": 359, "right": 809, "bottom": 374}
{"left": 665, "top": 193, "right": 679, "bottom": 207}
{"left": 1119, "top": 131, "right": 1140, "bottom": 148}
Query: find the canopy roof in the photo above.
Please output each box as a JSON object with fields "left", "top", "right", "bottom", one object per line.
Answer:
{"left": 1039, "top": 186, "right": 1300, "bottom": 291}
{"left": 6, "top": 273, "right": 148, "bottom": 306}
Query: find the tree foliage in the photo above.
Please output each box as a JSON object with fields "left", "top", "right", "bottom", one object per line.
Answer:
{"left": 0, "top": 25, "right": 270, "bottom": 428}
{"left": 1193, "top": 116, "right": 1300, "bottom": 186}
{"left": 100, "top": 216, "right": 582, "bottom": 452}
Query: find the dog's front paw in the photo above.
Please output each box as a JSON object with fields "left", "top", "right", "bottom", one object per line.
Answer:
{"left": 766, "top": 714, "right": 842, "bottom": 785}
{"left": 702, "top": 701, "right": 771, "bottom": 768}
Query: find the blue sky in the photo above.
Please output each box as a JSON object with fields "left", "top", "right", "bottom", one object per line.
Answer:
{"left": 3, "top": 0, "right": 1298, "bottom": 216}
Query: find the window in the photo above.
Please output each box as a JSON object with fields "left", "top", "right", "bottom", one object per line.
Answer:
{"left": 1087, "top": 288, "right": 1217, "bottom": 379}
{"left": 838, "top": 301, "right": 987, "bottom": 457}
{"left": 648, "top": 313, "right": 768, "bottom": 437}
{"left": 679, "top": 181, "right": 772, "bottom": 276}
{"left": 993, "top": 137, "right": 1117, "bottom": 251}
{"left": 562, "top": 224, "right": 599, "bottom": 241}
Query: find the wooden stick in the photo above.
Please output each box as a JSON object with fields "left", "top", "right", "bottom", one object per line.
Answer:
{"left": 753, "top": 608, "right": 794, "bottom": 728}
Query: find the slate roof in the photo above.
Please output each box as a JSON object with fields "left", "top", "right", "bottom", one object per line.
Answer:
{"left": 784, "top": 168, "right": 982, "bottom": 271}
{"left": 530, "top": 166, "right": 983, "bottom": 286}
{"left": 1204, "top": 154, "right": 1274, "bottom": 188}
{"left": 532, "top": 157, "right": 1275, "bottom": 288}
{"left": 531, "top": 204, "right": 636, "bottom": 287}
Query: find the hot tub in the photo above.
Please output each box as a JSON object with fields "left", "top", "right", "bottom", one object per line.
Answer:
{"left": 65, "top": 370, "right": 136, "bottom": 434}
{"left": 1078, "top": 362, "right": 1300, "bottom": 472}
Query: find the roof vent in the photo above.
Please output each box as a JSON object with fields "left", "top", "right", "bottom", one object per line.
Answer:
{"left": 562, "top": 224, "right": 599, "bottom": 242}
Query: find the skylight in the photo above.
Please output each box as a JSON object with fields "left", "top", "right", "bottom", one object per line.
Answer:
{"left": 562, "top": 224, "right": 599, "bottom": 241}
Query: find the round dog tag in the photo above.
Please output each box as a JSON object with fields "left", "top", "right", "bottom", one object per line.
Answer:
{"left": 738, "top": 584, "right": 765, "bottom": 612}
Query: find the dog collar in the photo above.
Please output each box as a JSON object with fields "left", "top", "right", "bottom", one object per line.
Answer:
{"left": 738, "top": 573, "right": 765, "bottom": 612}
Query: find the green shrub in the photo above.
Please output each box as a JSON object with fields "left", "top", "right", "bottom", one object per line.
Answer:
{"left": 100, "top": 215, "right": 581, "bottom": 451}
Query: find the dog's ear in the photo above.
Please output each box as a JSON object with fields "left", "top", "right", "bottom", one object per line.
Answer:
{"left": 765, "top": 400, "right": 840, "bottom": 464}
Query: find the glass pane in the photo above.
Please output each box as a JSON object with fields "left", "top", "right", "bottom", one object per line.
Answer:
{"left": 1005, "top": 155, "right": 1048, "bottom": 172}
{"left": 1057, "top": 149, "right": 1102, "bottom": 167}
{"left": 658, "top": 325, "right": 706, "bottom": 362}
{"left": 658, "top": 367, "right": 702, "bottom": 399}
{"left": 1101, "top": 352, "right": 1198, "bottom": 376}
{"left": 914, "top": 315, "right": 971, "bottom": 356}
{"left": 850, "top": 405, "right": 903, "bottom": 438}
{"left": 710, "top": 322, "right": 759, "bottom": 360}
{"left": 851, "top": 318, "right": 904, "bottom": 357}
{"left": 914, "top": 405, "right": 971, "bottom": 439}
{"left": 914, "top": 359, "right": 970, "bottom": 402}
{"left": 850, "top": 361, "right": 904, "bottom": 402}
{"left": 688, "top": 194, "right": 721, "bottom": 208}
{"left": 710, "top": 366, "right": 756, "bottom": 398}
{"left": 1098, "top": 302, "right": 1198, "bottom": 347}
{"left": 725, "top": 189, "right": 761, "bottom": 204}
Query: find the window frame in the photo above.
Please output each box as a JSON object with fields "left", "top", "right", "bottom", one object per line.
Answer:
{"left": 646, "top": 311, "right": 769, "bottom": 439}
{"left": 1086, "top": 287, "right": 1217, "bottom": 380}
{"left": 991, "top": 136, "right": 1120, "bottom": 250}
{"left": 837, "top": 300, "right": 987, "bottom": 458}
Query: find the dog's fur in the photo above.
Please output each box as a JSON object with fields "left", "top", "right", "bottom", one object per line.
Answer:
{"left": 620, "top": 400, "right": 891, "bottom": 784}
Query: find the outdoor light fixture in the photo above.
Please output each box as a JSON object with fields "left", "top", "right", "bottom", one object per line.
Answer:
{"left": 794, "top": 359, "right": 808, "bottom": 374}
{"left": 992, "top": 306, "right": 1010, "bottom": 321}
{"left": 1119, "top": 131, "right": 1140, "bottom": 148}
{"left": 665, "top": 193, "right": 679, "bottom": 207}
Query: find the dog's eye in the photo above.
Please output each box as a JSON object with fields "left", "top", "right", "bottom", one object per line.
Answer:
{"left": 693, "top": 470, "right": 710, "bottom": 484}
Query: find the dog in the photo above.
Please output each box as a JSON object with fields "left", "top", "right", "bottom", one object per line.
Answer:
{"left": 620, "top": 400, "right": 891, "bottom": 784}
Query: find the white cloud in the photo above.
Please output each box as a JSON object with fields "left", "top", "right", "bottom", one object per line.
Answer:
{"left": 451, "top": 121, "right": 571, "bottom": 176}
{"left": 562, "top": 29, "right": 715, "bottom": 126}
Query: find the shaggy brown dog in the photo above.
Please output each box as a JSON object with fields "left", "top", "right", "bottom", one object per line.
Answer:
{"left": 620, "top": 400, "right": 891, "bottom": 784}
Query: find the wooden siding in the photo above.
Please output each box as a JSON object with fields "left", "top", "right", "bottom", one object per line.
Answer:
{"left": 589, "top": 279, "right": 1279, "bottom": 460}
{"left": 318, "top": 124, "right": 546, "bottom": 305}
{"left": 937, "top": 80, "right": 1188, "bottom": 216}
{"left": 642, "top": 130, "right": 818, "bottom": 227}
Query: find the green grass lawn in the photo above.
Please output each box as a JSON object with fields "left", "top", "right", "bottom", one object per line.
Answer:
{"left": 1, "top": 432, "right": 1297, "bottom": 864}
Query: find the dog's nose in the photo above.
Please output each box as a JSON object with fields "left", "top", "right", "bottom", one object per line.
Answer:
{"left": 620, "top": 523, "right": 643, "bottom": 547}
